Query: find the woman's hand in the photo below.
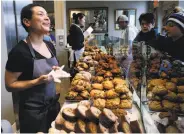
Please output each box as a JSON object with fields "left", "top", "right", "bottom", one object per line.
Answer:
{"left": 52, "top": 66, "right": 60, "bottom": 71}
{"left": 37, "top": 75, "right": 53, "bottom": 84}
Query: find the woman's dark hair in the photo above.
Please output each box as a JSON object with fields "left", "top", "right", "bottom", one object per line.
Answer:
{"left": 73, "top": 13, "right": 85, "bottom": 24}
{"left": 20, "top": 3, "right": 43, "bottom": 32}
{"left": 139, "top": 13, "right": 155, "bottom": 25}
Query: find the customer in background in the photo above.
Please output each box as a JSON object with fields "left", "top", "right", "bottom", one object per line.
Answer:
{"left": 134, "top": 13, "right": 157, "bottom": 43}
{"left": 151, "top": 12, "right": 184, "bottom": 61}
{"left": 117, "top": 15, "right": 138, "bottom": 45}
{"left": 5, "top": 4, "right": 60, "bottom": 133}
{"left": 67, "top": 13, "right": 85, "bottom": 62}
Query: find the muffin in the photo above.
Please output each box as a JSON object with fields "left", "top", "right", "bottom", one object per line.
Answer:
{"left": 148, "top": 101, "right": 163, "bottom": 111}
{"left": 92, "top": 83, "right": 103, "bottom": 90}
{"left": 93, "top": 76, "right": 104, "bottom": 83}
{"left": 113, "top": 78, "right": 126, "bottom": 86}
{"left": 177, "top": 93, "right": 184, "bottom": 102}
{"left": 105, "top": 89, "right": 119, "bottom": 99}
{"left": 177, "top": 86, "right": 184, "bottom": 93}
{"left": 114, "top": 84, "right": 129, "bottom": 94}
{"left": 106, "top": 98, "right": 120, "bottom": 109}
{"left": 93, "top": 99, "right": 106, "bottom": 110}
{"left": 102, "top": 80, "right": 114, "bottom": 90}
{"left": 119, "top": 100, "right": 132, "bottom": 109}
{"left": 162, "top": 100, "right": 179, "bottom": 111}
{"left": 163, "top": 91, "right": 177, "bottom": 102}
{"left": 90, "top": 90, "right": 105, "bottom": 99}
{"left": 152, "top": 85, "right": 168, "bottom": 96}
{"left": 165, "top": 82, "right": 176, "bottom": 92}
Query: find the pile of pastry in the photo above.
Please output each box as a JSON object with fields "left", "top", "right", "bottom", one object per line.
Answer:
{"left": 52, "top": 100, "right": 143, "bottom": 133}
{"left": 65, "top": 71, "right": 92, "bottom": 100}
{"left": 147, "top": 78, "right": 184, "bottom": 113}
{"left": 155, "top": 111, "right": 183, "bottom": 133}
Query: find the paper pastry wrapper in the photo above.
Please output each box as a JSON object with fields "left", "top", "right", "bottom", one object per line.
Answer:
{"left": 48, "top": 65, "right": 71, "bottom": 83}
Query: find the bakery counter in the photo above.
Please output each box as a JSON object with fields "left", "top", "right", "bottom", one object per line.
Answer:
{"left": 49, "top": 100, "right": 145, "bottom": 133}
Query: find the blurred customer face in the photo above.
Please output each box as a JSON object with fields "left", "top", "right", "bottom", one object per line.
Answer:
{"left": 141, "top": 20, "right": 154, "bottom": 33}
{"left": 79, "top": 16, "right": 86, "bottom": 27}
{"left": 165, "top": 21, "right": 183, "bottom": 38}
{"left": 118, "top": 21, "right": 128, "bottom": 29}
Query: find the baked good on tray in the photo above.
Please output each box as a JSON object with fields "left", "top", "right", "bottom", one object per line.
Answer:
{"left": 99, "top": 108, "right": 117, "bottom": 128}
{"left": 65, "top": 91, "right": 78, "bottom": 100}
{"left": 165, "top": 82, "right": 177, "bottom": 92}
{"left": 177, "top": 86, "right": 184, "bottom": 93}
{"left": 62, "top": 121, "right": 76, "bottom": 133}
{"left": 163, "top": 91, "right": 177, "bottom": 102}
{"left": 102, "top": 80, "right": 114, "bottom": 90}
{"left": 105, "top": 89, "right": 119, "bottom": 99}
{"left": 162, "top": 100, "right": 179, "bottom": 111}
{"left": 80, "top": 90, "right": 90, "bottom": 99}
{"left": 105, "top": 98, "right": 120, "bottom": 109}
{"left": 152, "top": 85, "right": 168, "bottom": 96}
{"left": 148, "top": 101, "right": 163, "bottom": 111}
{"left": 86, "top": 122, "right": 98, "bottom": 133}
{"left": 119, "top": 99, "right": 132, "bottom": 109}
{"left": 90, "top": 90, "right": 105, "bottom": 99}
{"left": 93, "top": 98, "right": 106, "bottom": 110}
{"left": 76, "top": 105, "right": 89, "bottom": 120}
{"left": 159, "top": 112, "right": 170, "bottom": 119}
{"left": 75, "top": 119, "right": 86, "bottom": 133}
{"left": 114, "top": 84, "right": 129, "bottom": 94}
{"left": 177, "top": 93, "right": 184, "bottom": 102}
{"left": 118, "top": 116, "right": 132, "bottom": 133}
{"left": 62, "top": 107, "right": 77, "bottom": 122}
{"left": 91, "top": 83, "right": 103, "bottom": 90}
{"left": 112, "top": 78, "right": 127, "bottom": 86}
{"left": 86, "top": 106, "right": 101, "bottom": 123}
{"left": 111, "top": 108, "right": 127, "bottom": 118}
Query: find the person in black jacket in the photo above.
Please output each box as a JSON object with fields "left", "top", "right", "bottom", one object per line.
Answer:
{"left": 134, "top": 13, "right": 157, "bottom": 43}
{"left": 67, "top": 13, "right": 86, "bottom": 62}
{"left": 151, "top": 12, "right": 184, "bottom": 61}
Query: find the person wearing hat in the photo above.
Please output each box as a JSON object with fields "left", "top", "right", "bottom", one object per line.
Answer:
{"left": 117, "top": 15, "right": 138, "bottom": 45}
{"left": 151, "top": 12, "right": 184, "bottom": 61}
{"left": 134, "top": 13, "right": 157, "bottom": 43}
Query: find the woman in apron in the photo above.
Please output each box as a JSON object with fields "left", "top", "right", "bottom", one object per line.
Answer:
{"left": 5, "top": 4, "right": 60, "bottom": 133}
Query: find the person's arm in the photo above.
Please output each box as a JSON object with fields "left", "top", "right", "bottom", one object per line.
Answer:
{"left": 5, "top": 70, "right": 51, "bottom": 92}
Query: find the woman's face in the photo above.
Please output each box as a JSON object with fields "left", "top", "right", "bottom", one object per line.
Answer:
{"left": 165, "top": 21, "right": 183, "bottom": 38}
{"left": 28, "top": 6, "right": 50, "bottom": 34}
{"left": 78, "top": 16, "right": 85, "bottom": 27}
{"left": 141, "top": 20, "right": 154, "bottom": 33}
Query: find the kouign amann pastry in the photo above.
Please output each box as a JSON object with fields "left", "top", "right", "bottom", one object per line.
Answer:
{"left": 102, "top": 80, "right": 114, "bottom": 90}
{"left": 177, "top": 86, "right": 184, "bottom": 93}
{"left": 93, "top": 98, "right": 106, "bottom": 110}
{"left": 152, "top": 85, "right": 168, "bottom": 96}
{"left": 92, "top": 83, "right": 103, "bottom": 90}
{"left": 90, "top": 90, "right": 105, "bottom": 99}
{"left": 177, "top": 93, "right": 184, "bottom": 102}
{"left": 119, "top": 99, "right": 132, "bottom": 109}
{"left": 113, "top": 78, "right": 127, "bottom": 86}
{"left": 162, "top": 100, "right": 179, "bottom": 111}
{"left": 163, "top": 91, "right": 177, "bottom": 102}
{"left": 106, "top": 98, "right": 120, "bottom": 109}
{"left": 165, "top": 82, "right": 176, "bottom": 92}
{"left": 105, "top": 89, "right": 119, "bottom": 99}
{"left": 148, "top": 101, "right": 163, "bottom": 111}
{"left": 114, "top": 84, "right": 129, "bottom": 94}
{"left": 99, "top": 108, "right": 117, "bottom": 128}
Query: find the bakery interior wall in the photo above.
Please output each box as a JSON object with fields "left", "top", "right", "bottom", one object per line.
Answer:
{"left": 66, "top": 1, "right": 148, "bottom": 37}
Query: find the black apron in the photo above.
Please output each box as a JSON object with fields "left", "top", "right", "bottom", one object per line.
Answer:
{"left": 19, "top": 38, "right": 60, "bottom": 133}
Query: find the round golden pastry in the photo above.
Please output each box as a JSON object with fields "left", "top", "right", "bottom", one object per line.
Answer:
{"left": 102, "top": 80, "right": 114, "bottom": 90}
{"left": 177, "top": 86, "right": 184, "bottom": 93}
{"left": 119, "top": 99, "right": 132, "bottom": 109}
{"left": 105, "top": 98, "right": 120, "bottom": 109}
{"left": 80, "top": 90, "right": 90, "bottom": 99}
{"left": 114, "top": 84, "right": 129, "bottom": 94}
{"left": 93, "top": 98, "right": 106, "bottom": 110}
{"left": 105, "top": 89, "right": 119, "bottom": 99}
{"left": 152, "top": 85, "right": 168, "bottom": 96}
{"left": 165, "top": 82, "right": 176, "bottom": 92}
{"left": 104, "top": 71, "right": 113, "bottom": 78}
{"left": 113, "top": 78, "right": 127, "bottom": 86}
{"left": 162, "top": 100, "right": 179, "bottom": 111}
{"left": 90, "top": 90, "right": 105, "bottom": 99}
{"left": 148, "top": 79, "right": 166, "bottom": 87}
{"left": 148, "top": 101, "right": 163, "bottom": 111}
{"left": 91, "top": 83, "right": 103, "bottom": 90}
{"left": 94, "top": 76, "right": 104, "bottom": 83}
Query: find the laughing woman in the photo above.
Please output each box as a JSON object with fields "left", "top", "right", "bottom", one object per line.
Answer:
{"left": 5, "top": 4, "right": 60, "bottom": 133}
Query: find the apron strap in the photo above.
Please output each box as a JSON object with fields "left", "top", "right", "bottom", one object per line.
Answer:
{"left": 26, "top": 37, "right": 36, "bottom": 59}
